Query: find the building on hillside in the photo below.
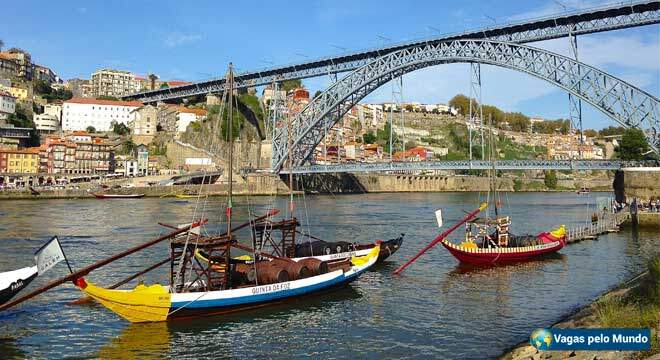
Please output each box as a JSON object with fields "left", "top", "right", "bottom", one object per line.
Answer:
{"left": 33, "top": 64, "right": 59, "bottom": 84}
{"left": 0, "top": 80, "right": 28, "bottom": 101}
{"left": 90, "top": 69, "right": 140, "bottom": 98}
{"left": 261, "top": 85, "right": 286, "bottom": 108}
{"left": 176, "top": 107, "right": 207, "bottom": 133}
{"left": 66, "top": 78, "right": 93, "bottom": 98}
{"left": 0, "top": 148, "right": 40, "bottom": 173}
{"left": 0, "top": 50, "right": 32, "bottom": 80}
{"left": 62, "top": 98, "right": 141, "bottom": 131}
{"left": 34, "top": 114, "right": 59, "bottom": 133}
{"left": 130, "top": 105, "right": 158, "bottom": 145}
{"left": 0, "top": 54, "right": 19, "bottom": 78}
{"left": 44, "top": 103, "right": 62, "bottom": 120}
{"left": 0, "top": 91, "right": 16, "bottom": 121}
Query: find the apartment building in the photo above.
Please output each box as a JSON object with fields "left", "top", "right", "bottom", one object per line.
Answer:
{"left": 0, "top": 91, "right": 16, "bottom": 120}
{"left": 90, "top": 69, "right": 140, "bottom": 98}
{"left": 0, "top": 148, "right": 40, "bottom": 173}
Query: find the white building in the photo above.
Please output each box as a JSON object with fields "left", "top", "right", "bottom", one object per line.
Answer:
{"left": 176, "top": 107, "right": 207, "bottom": 133}
{"left": 44, "top": 103, "right": 62, "bottom": 121}
{"left": 0, "top": 90, "right": 16, "bottom": 120}
{"left": 34, "top": 114, "right": 59, "bottom": 132}
{"left": 62, "top": 98, "right": 141, "bottom": 131}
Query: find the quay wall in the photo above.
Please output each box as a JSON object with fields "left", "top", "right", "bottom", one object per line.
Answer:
{"left": 623, "top": 167, "right": 660, "bottom": 201}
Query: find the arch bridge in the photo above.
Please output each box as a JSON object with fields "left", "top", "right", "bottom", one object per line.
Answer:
{"left": 270, "top": 39, "right": 659, "bottom": 172}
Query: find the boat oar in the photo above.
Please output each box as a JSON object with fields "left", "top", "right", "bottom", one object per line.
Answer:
{"left": 68, "top": 257, "right": 171, "bottom": 305}
{"left": 393, "top": 203, "right": 488, "bottom": 275}
{"left": 0, "top": 220, "right": 207, "bottom": 312}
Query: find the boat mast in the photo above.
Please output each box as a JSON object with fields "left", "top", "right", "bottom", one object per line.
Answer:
{"left": 227, "top": 64, "right": 234, "bottom": 236}
{"left": 489, "top": 114, "right": 498, "bottom": 217}
{"left": 287, "top": 102, "right": 294, "bottom": 216}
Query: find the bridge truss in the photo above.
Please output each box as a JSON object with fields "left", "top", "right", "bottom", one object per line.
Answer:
{"left": 270, "top": 39, "right": 659, "bottom": 172}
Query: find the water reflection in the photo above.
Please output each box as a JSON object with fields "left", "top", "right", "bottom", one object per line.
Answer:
{"left": 0, "top": 193, "right": 655, "bottom": 358}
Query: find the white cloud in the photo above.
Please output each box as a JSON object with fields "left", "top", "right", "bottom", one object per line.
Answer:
{"left": 164, "top": 32, "right": 202, "bottom": 48}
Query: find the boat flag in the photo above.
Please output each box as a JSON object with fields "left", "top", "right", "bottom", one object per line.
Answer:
{"left": 34, "top": 237, "right": 72, "bottom": 275}
{"left": 435, "top": 210, "right": 443, "bottom": 228}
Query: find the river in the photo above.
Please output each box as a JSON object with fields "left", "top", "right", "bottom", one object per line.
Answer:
{"left": 0, "top": 192, "right": 656, "bottom": 359}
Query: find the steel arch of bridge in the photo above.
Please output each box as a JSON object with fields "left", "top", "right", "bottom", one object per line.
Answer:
{"left": 271, "top": 39, "right": 659, "bottom": 172}
{"left": 123, "top": 1, "right": 660, "bottom": 103}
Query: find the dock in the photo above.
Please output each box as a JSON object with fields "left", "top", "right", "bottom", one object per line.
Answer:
{"left": 566, "top": 211, "right": 630, "bottom": 243}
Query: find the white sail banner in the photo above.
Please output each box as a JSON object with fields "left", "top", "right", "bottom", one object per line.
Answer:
{"left": 34, "top": 237, "right": 65, "bottom": 275}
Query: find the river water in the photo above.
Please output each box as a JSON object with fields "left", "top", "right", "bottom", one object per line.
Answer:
{"left": 0, "top": 192, "right": 656, "bottom": 359}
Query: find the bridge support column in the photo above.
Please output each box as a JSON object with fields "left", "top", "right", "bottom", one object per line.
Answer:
{"left": 469, "top": 62, "right": 485, "bottom": 161}
{"left": 568, "top": 31, "right": 584, "bottom": 159}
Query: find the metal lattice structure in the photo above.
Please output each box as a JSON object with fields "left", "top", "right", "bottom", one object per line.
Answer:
{"left": 279, "top": 160, "right": 649, "bottom": 174}
{"left": 123, "top": 1, "right": 660, "bottom": 103}
{"left": 271, "top": 39, "right": 659, "bottom": 172}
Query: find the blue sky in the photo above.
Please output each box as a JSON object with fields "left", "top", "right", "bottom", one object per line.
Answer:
{"left": 2, "top": 0, "right": 658, "bottom": 130}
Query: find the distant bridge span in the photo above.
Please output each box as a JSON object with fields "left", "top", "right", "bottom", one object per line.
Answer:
{"left": 278, "top": 160, "right": 653, "bottom": 174}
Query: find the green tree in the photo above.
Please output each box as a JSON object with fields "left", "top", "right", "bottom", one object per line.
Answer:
{"left": 280, "top": 79, "right": 302, "bottom": 92}
{"left": 405, "top": 140, "right": 418, "bottom": 150}
{"left": 86, "top": 126, "right": 96, "bottom": 133}
{"left": 362, "top": 131, "right": 376, "bottom": 144}
{"left": 544, "top": 170, "right": 558, "bottom": 189}
{"left": 583, "top": 129, "right": 598, "bottom": 138}
{"left": 617, "top": 128, "right": 650, "bottom": 160}
{"left": 449, "top": 94, "right": 477, "bottom": 116}
{"left": 313, "top": 90, "right": 322, "bottom": 99}
{"left": 33, "top": 80, "right": 52, "bottom": 95}
{"left": 111, "top": 121, "right": 130, "bottom": 135}
{"left": 599, "top": 126, "right": 626, "bottom": 137}
{"left": 121, "top": 139, "right": 136, "bottom": 155}
{"left": 160, "top": 82, "right": 169, "bottom": 89}
{"left": 376, "top": 121, "right": 401, "bottom": 153}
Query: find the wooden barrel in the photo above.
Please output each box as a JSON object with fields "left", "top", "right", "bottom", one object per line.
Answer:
{"left": 255, "top": 261, "right": 289, "bottom": 284}
{"left": 297, "top": 258, "right": 329, "bottom": 275}
{"left": 272, "top": 259, "right": 310, "bottom": 280}
{"left": 234, "top": 263, "right": 257, "bottom": 283}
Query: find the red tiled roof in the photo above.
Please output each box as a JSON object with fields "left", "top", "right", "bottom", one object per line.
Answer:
{"left": 167, "top": 81, "right": 192, "bottom": 87}
{"left": 0, "top": 90, "right": 15, "bottom": 98}
{"left": 177, "top": 106, "right": 207, "bottom": 115}
{"left": 64, "top": 98, "right": 142, "bottom": 107}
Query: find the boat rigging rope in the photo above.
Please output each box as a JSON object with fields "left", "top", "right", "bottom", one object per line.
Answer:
{"left": 174, "top": 174, "right": 207, "bottom": 290}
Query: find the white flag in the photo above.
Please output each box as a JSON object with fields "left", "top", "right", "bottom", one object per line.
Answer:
{"left": 34, "top": 237, "right": 65, "bottom": 275}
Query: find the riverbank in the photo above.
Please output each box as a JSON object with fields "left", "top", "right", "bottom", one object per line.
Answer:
{"left": 500, "top": 254, "right": 660, "bottom": 360}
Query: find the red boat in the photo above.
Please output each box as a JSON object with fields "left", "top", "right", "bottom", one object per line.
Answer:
{"left": 439, "top": 225, "right": 567, "bottom": 266}
{"left": 91, "top": 193, "right": 145, "bottom": 199}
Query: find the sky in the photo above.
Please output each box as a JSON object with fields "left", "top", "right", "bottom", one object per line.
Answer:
{"left": 1, "top": 0, "right": 658, "bottom": 130}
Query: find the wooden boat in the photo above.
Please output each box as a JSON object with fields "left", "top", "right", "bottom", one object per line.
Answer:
{"left": 73, "top": 244, "right": 380, "bottom": 322}
{"left": 92, "top": 193, "right": 146, "bottom": 199}
{"left": 175, "top": 194, "right": 206, "bottom": 199}
{"left": 0, "top": 266, "right": 38, "bottom": 304}
{"left": 439, "top": 225, "right": 566, "bottom": 266}
{"left": 248, "top": 216, "right": 404, "bottom": 264}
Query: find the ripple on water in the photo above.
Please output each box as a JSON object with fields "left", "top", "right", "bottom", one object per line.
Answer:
{"left": 0, "top": 193, "right": 655, "bottom": 359}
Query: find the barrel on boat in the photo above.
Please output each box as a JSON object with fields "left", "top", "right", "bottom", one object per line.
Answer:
{"left": 254, "top": 261, "right": 289, "bottom": 284}
{"left": 272, "top": 259, "right": 310, "bottom": 280}
{"left": 297, "top": 258, "right": 328, "bottom": 275}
